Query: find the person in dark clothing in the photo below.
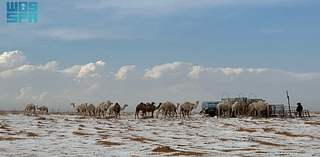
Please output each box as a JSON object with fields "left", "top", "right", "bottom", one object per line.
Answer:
{"left": 296, "top": 102, "right": 303, "bottom": 118}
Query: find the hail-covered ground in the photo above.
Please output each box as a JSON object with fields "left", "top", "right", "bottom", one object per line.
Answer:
{"left": 1, "top": 111, "right": 320, "bottom": 157}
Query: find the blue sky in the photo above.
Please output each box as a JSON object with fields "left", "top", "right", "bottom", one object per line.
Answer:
{"left": 1, "top": 0, "right": 320, "bottom": 111}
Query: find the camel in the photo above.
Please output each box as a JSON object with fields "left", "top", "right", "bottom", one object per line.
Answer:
{"left": 156, "top": 101, "right": 178, "bottom": 118}
{"left": 241, "top": 101, "right": 249, "bottom": 116}
{"left": 217, "top": 100, "right": 232, "bottom": 118}
{"left": 24, "top": 103, "right": 36, "bottom": 113}
{"left": 179, "top": 101, "right": 199, "bottom": 118}
{"left": 36, "top": 105, "right": 48, "bottom": 113}
{"left": 247, "top": 100, "right": 269, "bottom": 118}
{"left": 112, "top": 103, "right": 121, "bottom": 119}
{"left": 86, "top": 103, "right": 96, "bottom": 116}
{"left": 95, "top": 100, "right": 113, "bottom": 118}
{"left": 108, "top": 104, "right": 128, "bottom": 117}
{"left": 70, "top": 103, "right": 87, "bottom": 116}
{"left": 231, "top": 101, "right": 242, "bottom": 117}
{"left": 145, "top": 102, "right": 162, "bottom": 117}
{"left": 135, "top": 102, "right": 147, "bottom": 119}
{"left": 172, "top": 103, "right": 180, "bottom": 117}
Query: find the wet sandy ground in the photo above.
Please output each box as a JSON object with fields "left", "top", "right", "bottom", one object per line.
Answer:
{"left": 1, "top": 111, "right": 320, "bottom": 156}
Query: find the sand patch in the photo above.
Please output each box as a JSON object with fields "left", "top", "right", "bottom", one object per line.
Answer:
{"left": 221, "top": 148, "right": 256, "bottom": 152}
{"left": 263, "top": 128, "right": 275, "bottom": 133}
{"left": 305, "top": 122, "right": 320, "bottom": 125}
{"left": 0, "top": 124, "right": 11, "bottom": 132}
{"left": 152, "top": 146, "right": 206, "bottom": 156}
{"left": 259, "top": 141, "right": 284, "bottom": 147}
{"left": 236, "top": 128, "right": 257, "bottom": 133}
{"left": 0, "top": 136, "right": 24, "bottom": 141}
{"left": 130, "top": 137, "right": 157, "bottom": 143}
{"left": 224, "top": 123, "right": 235, "bottom": 126}
{"left": 74, "top": 120, "right": 85, "bottom": 123}
{"left": 96, "top": 140, "right": 122, "bottom": 146}
{"left": 275, "top": 132, "right": 310, "bottom": 138}
{"left": 27, "top": 132, "right": 38, "bottom": 137}
{"left": 94, "top": 127, "right": 104, "bottom": 130}
{"left": 99, "top": 134, "right": 109, "bottom": 139}
{"left": 73, "top": 131, "right": 93, "bottom": 137}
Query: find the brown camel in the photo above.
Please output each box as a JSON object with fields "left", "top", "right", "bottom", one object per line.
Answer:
{"left": 135, "top": 102, "right": 146, "bottom": 119}
{"left": 112, "top": 103, "right": 121, "bottom": 119}
{"left": 145, "top": 102, "right": 162, "bottom": 118}
{"left": 108, "top": 104, "right": 128, "bottom": 117}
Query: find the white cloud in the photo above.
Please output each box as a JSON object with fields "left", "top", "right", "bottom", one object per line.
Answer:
{"left": 16, "top": 87, "right": 33, "bottom": 100}
{"left": 220, "top": 68, "right": 244, "bottom": 75}
{"left": 114, "top": 65, "right": 136, "bottom": 80}
{"left": 288, "top": 72, "right": 320, "bottom": 81}
{"left": 16, "top": 87, "right": 49, "bottom": 102}
{"left": 0, "top": 61, "right": 59, "bottom": 78}
{"left": 143, "top": 61, "right": 190, "bottom": 79}
{"left": 0, "top": 50, "right": 26, "bottom": 71}
{"left": 76, "top": 61, "right": 106, "bottom": 79}
{"left": 39, "top": 92, "right": 49, "bottom": 101}
{"left": 60, "top": 60, "right": 106, "bottom": 79}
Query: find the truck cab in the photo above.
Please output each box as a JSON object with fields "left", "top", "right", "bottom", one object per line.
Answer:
{"left": 202, "top": 101, "right": 220, "bottom": 117}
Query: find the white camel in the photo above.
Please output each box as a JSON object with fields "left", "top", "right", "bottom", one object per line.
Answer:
{"left": 86, "top": 103, "right": 96, "bottom": 116}
{"left": 217, "top": 100, "right": 232, "bottom": 118}
{"left": 25, "top": 103, "right": 36, "bottom": 113}
{"left": 36, "top": 105, "right": 48, "bottom": 113}
{"left": 70, "top": 103, "right": 87, "bottom": 116}
{"left": 179, "top": 101, "right": 199, "bottom": 118}
{"left": 231, "top": 101, "right": 242, "bottom": 117}
{"left": 156, "top": 101, "right": 177, "bottom": 118}
{"left": 95, "top": 100, "right": 113, "bottom": 118}
{"left": 247, "top": 100, "right": 269, "bottom": 118}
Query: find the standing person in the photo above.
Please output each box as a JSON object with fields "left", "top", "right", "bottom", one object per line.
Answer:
{"left": 296, "top": 102, "right": 303, "bottom": 118}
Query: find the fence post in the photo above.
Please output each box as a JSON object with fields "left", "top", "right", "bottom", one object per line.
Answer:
{"left": 286, "top": 91, "right": 292, "bottom": 118}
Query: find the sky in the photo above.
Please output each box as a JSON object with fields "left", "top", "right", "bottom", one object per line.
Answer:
{"left": 0, "top": 0, "right": 320, "bottom": 111}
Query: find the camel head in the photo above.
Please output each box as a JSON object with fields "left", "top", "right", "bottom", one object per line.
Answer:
{"left": 107, "top": 100, "right": 113, "bottom": 105}
{"left": 124, "top": 104, "right": 128, "bottom": 108}
{"left": 156, "top": 103, "right": 162, "bottom": 109}
{"left": 193, "top": 101, "right": 199, "bottom": 109}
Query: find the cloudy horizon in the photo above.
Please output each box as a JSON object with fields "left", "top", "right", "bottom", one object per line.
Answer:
{"left": 0, "top": 50, "right": 319, "bottom": 112}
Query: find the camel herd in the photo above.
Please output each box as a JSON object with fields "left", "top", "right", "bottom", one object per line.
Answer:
{"left": 69, "top": 101, "right": 128, "bottom": 119}
{"left": 24, "top": 99, "right": 270, "bottom": 119}
{"left": 24, "top": 103, "right": 48, "bottom": 114}
{"left": 215, "top": 100, "right": 270, "bottom": 118}
{"left": 23, "top": 101, "right": 200, "bottom": 119}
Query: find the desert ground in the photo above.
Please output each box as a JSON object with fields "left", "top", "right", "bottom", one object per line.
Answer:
{"left": 1, "top": 111, "right": 320, "bottom": 157}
